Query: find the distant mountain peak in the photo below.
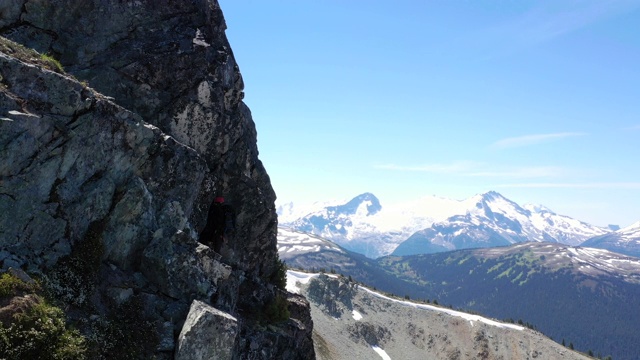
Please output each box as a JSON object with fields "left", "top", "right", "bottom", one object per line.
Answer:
{"left": 608, "top": 224, "right": 621, "bottom": 231}
{"left": 523, "top": 203, "right": 556, "bottom": 215}
{"left": 284, "top": 191, "right": 611, "bottom": 258}
{"left": 481, "top": 190, "right": 504, "bottom": 199}
{"left": 581, "top": 218, "right": 640, "bottom": 258}
{"left": 327, "top": 192, "right": 382, "bottom": 217}
{"left": 622, "top": 220, "right": 640, "bottom": 232}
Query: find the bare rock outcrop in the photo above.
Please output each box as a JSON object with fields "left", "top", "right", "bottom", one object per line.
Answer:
{"left": 0, "top": 1, "right": 314, "bottom": 358}
{"left": 176, "top": 300, "right": 238, "bottom": 360}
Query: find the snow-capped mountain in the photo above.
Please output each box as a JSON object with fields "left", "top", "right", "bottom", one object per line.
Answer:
{"left": 281, "top": 191, "right": 610, "bottom": 258}
{"left": 582, "top": 221, "right": 640, "bottom": 258}
{"left": 276, "top": 200, "right": 343, "bottom": 224}
{"left": 277, "top": 227, "right": 372, "bottom": 274}
{"left": 280, "top": 192, "right": 468, "bottom": 258}
{"left": 277, "top": 227, "right": 346, "bottom": 258}
{"left": 393, "top": 191, "right": 609, "bottom": 256}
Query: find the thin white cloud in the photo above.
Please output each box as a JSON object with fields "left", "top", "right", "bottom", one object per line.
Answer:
{"left": 467, "top": 1, "right": 640, "bottom": 59}
{"left": 376, "top": 162, "right": 565, "bottom": 179}
{"left": 495, "top": 182, "right": 640, "bottom": 189}
{"left": 512, "top": 1, "right": 636, "bottom": 45}
{"left": 374, "top": 161, "right": 480, "bottom": 174}
{"left": 468, "top": 166, "right": 566, "bottom": 178}
{"left": 490, "top": 132, "right": 586, "bottom": 150}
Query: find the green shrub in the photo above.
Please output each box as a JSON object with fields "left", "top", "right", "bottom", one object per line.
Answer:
{"left": 0, "top": 272, "right": 38, "bottom": 298}
{"left": 83, "top": 296, "right": 158, "bottom": 360}
{"left": 0, "top": 273, "right": 87, "bottom": 360}
{"left": 44, "top": 221, "right": 105, "bottom": 307}
{"left": 270, "top": 256, "right": 288, "bottom": 290}
{"left": 262, "top": 292, "right": 290, "bottom": 324}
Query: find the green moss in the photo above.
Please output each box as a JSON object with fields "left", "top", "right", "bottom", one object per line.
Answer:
{"left": 510, "top": 271, "right": 524, "bottom": 283}
{"left": 444, "top": 256, "right": 456, "bottom": 265}
{"left": 497, "top": 267, "right": 513, "bottom": 279}
{"left": 487, "top": 262, "right": 504, "bottom": 273}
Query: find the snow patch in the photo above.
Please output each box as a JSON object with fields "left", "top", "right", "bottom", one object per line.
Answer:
{"left": 372, "top": 345, "right": 391, "bottom": 360}
{"left": 286, "top": 271, "right": 341, "bottom": 294}
{"left": 288, "top": 270, "right": 525, "bottom": 331}
{"left": 352, "top": 310, "right": 363, "bottom": 321}
{"left": 278, "top": 228, "right": 345, "bottom": 255}
{"left": 286, "top": 270, "right": 316, "bottom": 294}
{"left": 360, "top": 287, "right": 525, "bottom": 331}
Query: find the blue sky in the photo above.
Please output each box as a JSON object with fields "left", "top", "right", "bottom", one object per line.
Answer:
{"left": 218, "top": 0, "right": 640, "bottom": 228}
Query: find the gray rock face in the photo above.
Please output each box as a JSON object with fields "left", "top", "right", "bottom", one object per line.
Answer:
{"left": 176, "top": 300, "right": 238, "bottom": 360}
{"left": 235, "top": 291, "right": 315, "bottom": 360}
{"left": 0, "top": 0, "right": 314, "bottom": 357}
{"left": 0, "top": 50, "right": 205, "bottom": 271}
{"left": 2, "top": 0, "right": 277, "bottom": 278}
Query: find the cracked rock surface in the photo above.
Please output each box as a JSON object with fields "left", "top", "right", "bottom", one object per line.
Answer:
{"left": 0, "top": 1, "right": 314, "bottom": 358}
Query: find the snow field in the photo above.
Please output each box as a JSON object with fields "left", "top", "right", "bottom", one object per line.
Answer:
{"left": 286, "top": 271, "right": 525, "bottom": 331}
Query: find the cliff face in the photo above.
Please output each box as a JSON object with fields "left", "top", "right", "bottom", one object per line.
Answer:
{"left": 0, "top": 1, "right": 314, "bottom": 358}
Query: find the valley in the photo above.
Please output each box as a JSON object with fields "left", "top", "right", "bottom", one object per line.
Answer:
{"left": 287, "top": 270, "right": 593, "bottom": 360}
{"left": 279, "top": 227, "right": 640, "bottom": 359}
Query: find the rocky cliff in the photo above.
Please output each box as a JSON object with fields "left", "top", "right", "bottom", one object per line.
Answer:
{"left": 0, "top": 1, "right": 314, "bottom": 358}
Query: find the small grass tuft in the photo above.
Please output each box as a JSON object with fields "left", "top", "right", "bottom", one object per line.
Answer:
{"left": 40, "top": 53, "right": 64, "bottom": 73}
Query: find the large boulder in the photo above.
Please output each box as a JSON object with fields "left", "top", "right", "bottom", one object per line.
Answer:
{"left": 175, "top": 300, "right": 238, "bottom": 360}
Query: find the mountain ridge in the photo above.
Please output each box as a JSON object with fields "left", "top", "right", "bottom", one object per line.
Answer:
{"left": 278, "top": 229, "right": 640, "bottom": 359}
{"left": 287, "top": 270, "right": 593, "bottom": 360}
{"left": 280, "top": 191, "right": 611, "bottom": 258}
{"left": 582, "top": 221, "right": 640, "bottom": 258}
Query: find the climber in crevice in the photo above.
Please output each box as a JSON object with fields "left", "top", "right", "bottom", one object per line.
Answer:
{"left": 199, "top": 196, "right": 236, "bottom": 254}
